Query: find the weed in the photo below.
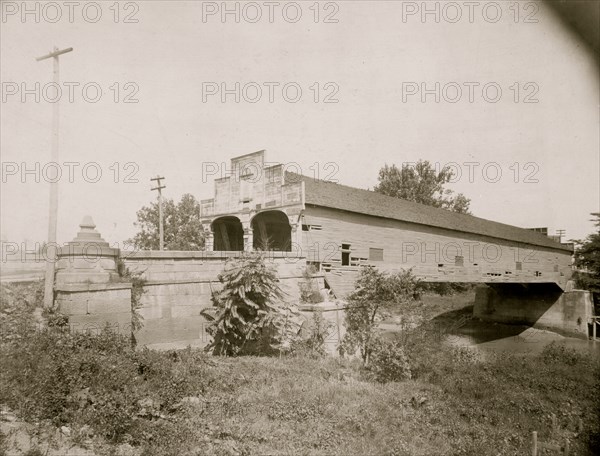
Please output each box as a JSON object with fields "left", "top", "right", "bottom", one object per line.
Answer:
{"left": 290, "top": 311, "right": 332, "bottom": 358}
{"left": 368, "top": 338, "right": 412, "bottom": 383}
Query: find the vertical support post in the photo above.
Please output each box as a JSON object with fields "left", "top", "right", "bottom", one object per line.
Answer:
{"left": 531, "top": 431, "right": 537, "bottom": 456}
{"left": 551, "top": 413, "right": 557, "bottom": 435}
{"left": 593, "top": 319, "right": 597, "bottom": 341}
{"left": 158, "top": 189, "right": 164, "bottom": 250}
{"left": 150, "top": 176, "right": 166, "bottom": 251}
{"left": 43, "top": 50, "right": 60, "bottom": 308}
{"left": 564, "top": 439, "right": 569, "bottom": 455}
{"left": 218, "top": 223, "right": 231, "bottom": 251}
{"left": 206, "top": 230, "right": 214, "bottom": 251}
{"left": 335, "top": 302, "right": 341, "bottom": 348}
{"left": 291, "top": 221, "right": 302, "bottom": 253}
{"left": 36, "top": 46, "right": 73, "bottom": 308}
{"left": 243, "top": 227, "right": 253, "bottom": 252}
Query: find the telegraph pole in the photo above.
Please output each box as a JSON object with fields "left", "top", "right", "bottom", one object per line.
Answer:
{"left": 150, "top": 176, "right": 166, "bottom": 250}
{"left": 556, "top": 229, "right": 566, "bottom": 243}
{"left": 36, "top": 46, "right": 73, "bottom": 308}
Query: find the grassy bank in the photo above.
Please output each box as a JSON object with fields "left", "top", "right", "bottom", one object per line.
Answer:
{"left": 1, "top": 282, "right": 599, "bottom": 455}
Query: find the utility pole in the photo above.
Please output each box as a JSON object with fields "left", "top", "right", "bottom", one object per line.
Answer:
{"left": 556, "top": 229, "right": 566, "bottom": 243}
{"left": 150, "top": 176, "right": 166, "bottom": 250}
{"left": 36, "top": 46, "right": 73, "bottom": 308}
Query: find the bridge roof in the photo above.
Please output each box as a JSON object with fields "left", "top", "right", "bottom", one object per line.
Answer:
{"left": 285, "top": 172, "right": 572, "bottom": 252}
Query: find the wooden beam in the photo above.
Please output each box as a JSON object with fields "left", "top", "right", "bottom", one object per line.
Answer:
{"left": 256, "top": 219, "right": 268, "bottom": 248}
{"left": 218, "top": 223, "right": 230, "bottom": 250}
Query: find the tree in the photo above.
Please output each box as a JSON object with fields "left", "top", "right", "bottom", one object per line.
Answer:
{"left": 572, "top": 213, "right": 600, "bottom": 296}
{"left": 130, "top": 193, "right": 205, "bottom": 250}
{"left": 202, "top": 252, "right": 297, "bottom": 356}
{"left": 342, "top": 266, "right": 420, "bottom": 365}
{"left": 374, "top": 161, "right": 471, "bottom": 214}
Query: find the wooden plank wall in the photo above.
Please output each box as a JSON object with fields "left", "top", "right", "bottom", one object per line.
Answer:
{"left": 301, "top": 205, "right": 572, "bottom": 289}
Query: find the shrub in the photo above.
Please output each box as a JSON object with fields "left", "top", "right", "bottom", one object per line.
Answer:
{"left": 0, "top": 431, "right": 9, "bottom": 456}
{"left": 43, "top": 309, "right": 69, "bottom": 328}
{"left": 541, "top": 342, "right": 591, "bottom": 366}
{"left": 342, "top": 266, "right": 420, "bottom": 364}
{"left": 448, "top": 346, "right": 480, "bottom": 365}
{"left": 202, "top": 252, "right": 292, "bottom": 356}
{"left": 572, "top": 213, "right": 600, "bottom": 295}
{"left": 0, "top": 326, "right": 213, "bottom": 443}
{"left": 368, "top": 338, "right": 412, "bottom": 383}
{"left": 418, "top": 282, "right": 472, "bottom": 296}
{"left": 388, "top": 326, "right": 458, "bottom": 382}
{"left": 290, "top": 312, "right": 333, "bottom": 358}
{"left": 0, "top": 281, "right": 43, "bottom": 345}
{"left": 116, "top": 257, "right": 147, "bottom": 337}
{"left": 299, "top": 265, "right": 324, "bottom": 304}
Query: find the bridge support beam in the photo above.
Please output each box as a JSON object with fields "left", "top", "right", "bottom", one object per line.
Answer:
{"left": 473, "top": 284, "right": 594, "bottom": 339}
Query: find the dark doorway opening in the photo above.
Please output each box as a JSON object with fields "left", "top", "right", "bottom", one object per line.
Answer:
{"left": 212, "top": 216, "right": 244, "bottom": 251}
{"left": 251, "top": 211, "right": 292, "bottom": 251}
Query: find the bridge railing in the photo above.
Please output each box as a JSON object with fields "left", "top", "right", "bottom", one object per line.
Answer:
{"left": 590, "top": 316, "right": 600, "bottom": 341}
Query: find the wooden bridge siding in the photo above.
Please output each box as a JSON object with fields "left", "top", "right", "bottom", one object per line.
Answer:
{"left": 301, "top": 206, "right": 572, "bottom": 289}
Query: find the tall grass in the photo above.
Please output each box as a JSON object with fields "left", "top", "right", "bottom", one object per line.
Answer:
{"left": 1, "top": 282, "right": 598, "bottom": 455}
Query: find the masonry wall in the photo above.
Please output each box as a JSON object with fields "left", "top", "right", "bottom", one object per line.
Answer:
{"left": 300, "top": 205, "right": 572, "bottom": 290}
{"left": 473, "top": 285, "right": 594, "bottom": 338}
{"left": 54, "top": 225, "right": 134, "bottom": 337}
{"left": 56, "top": 283, "right": 133, "bottom": 336}
{"left": 123, "top": 251, "right": 309, "bottom": 348}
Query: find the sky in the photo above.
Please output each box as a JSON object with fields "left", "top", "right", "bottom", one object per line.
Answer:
{"left": 1, "top": 0, "right": 598, "bottom": 249}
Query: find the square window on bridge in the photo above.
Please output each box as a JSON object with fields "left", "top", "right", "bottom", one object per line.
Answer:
{"left": 302, "top": 224, "right": 323, "bottom": 231}
{"left": 341, "top": 243, "right": 351, "bottom": 266}
{"left": 516, "top": 262, "right": 522, "bottom": 271}
{"left": 455, "top": 256, "right": 464, "bottom": 267}
{"left": 369, "top": 248, "right": 384, "bottom": 262}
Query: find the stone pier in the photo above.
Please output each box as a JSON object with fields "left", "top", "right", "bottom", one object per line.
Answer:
{"left": 55, "top": 217, "right": 132, "bottom": 335}
{"left": 473, "top": 283, "right": 595, "bottom": 339}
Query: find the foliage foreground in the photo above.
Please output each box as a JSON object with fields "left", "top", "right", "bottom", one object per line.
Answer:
{"left": 202, "top": 252, "right": 295, "bottom": 357}
{"left": 1, "top": 282, "right": 599, "bottom": 456}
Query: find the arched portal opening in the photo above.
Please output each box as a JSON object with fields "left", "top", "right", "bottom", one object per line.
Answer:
{"left": 251, "top": 211, "right": 292, "bottom": 251}
{"left": 211, "top": 216, "right": 244, "bottom": 251}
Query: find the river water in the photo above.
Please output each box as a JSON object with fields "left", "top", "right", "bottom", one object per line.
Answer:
{"left": 445, "top": 320, "right": 600, "bottom": 357}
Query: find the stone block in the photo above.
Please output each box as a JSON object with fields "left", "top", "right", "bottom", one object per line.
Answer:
{"left": 70, "top": 258, "right": 103, "bottom": 270}
{"left": 57, "top": 297, "right": 88, "bottom": 315}
{"left": 56, "top": 271, "right": 110, "bottom": 284}
{"left": 171, "top": 305, "right": 199, "bottom": 318}
{"left": 87, "top": 298, "right": 131, "bottom": 315}
{"left": 139, "top": 305, "right": 163, "bottom": 320}
{"left": 99, "top": 259, "right": 117, "bottom": 270}
{"left": 68, "top": 312, "right": 131, "bottom": 336}
{"left": 171, "top": 294, "right": 201, "bottom": 307}
{"left": 136, "top": 316, "right": 209, "bottom": 346}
